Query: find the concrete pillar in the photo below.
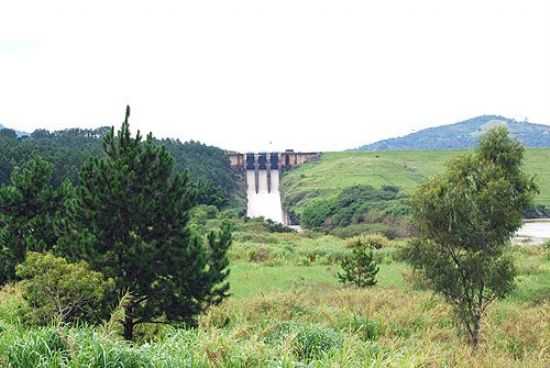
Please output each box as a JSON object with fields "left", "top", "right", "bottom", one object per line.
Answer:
{"left": 254, "top": 153, "right": 259, "bottom": 194}
{"left": 266, "top": 153, "right": 272, "bottom": 193}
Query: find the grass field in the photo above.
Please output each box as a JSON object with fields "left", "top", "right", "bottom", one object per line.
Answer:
{"left": 281, "top": 149, "right": 550, "bottom": 216}
{"left": 0, "top": 217, "right": 549, "bottom": 367}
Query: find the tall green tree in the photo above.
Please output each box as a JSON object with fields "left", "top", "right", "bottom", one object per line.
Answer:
{"left": 59, "top": 107, "right": 231, "bottom": 340}
{"left": 406, "top": 127, "right": 537, "bottom": 347}
{"left": 0, "top": 156, "right": 65, "bottom": 284}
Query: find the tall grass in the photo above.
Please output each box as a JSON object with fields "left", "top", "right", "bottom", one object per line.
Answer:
{"left": 1, "top": 228, "right": 549, "bottom": 367}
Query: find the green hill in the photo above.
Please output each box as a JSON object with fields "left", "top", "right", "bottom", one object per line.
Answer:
{"left": 281, "top": 149, "right": 550, "bottom": 230}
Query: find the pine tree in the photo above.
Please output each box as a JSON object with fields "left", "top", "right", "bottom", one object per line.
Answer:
{"left": 58, "top": 106, "right": 231, "bottom": 340}
{"left": 337, "top": 245, "right": 379, "bottom": 288}
{"left": 0, "top": 156, "right": 65, "bottom": 284}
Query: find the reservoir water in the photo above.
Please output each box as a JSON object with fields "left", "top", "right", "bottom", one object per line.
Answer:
{"left": 516, "top": 220, "right": 550, "bottom": 243}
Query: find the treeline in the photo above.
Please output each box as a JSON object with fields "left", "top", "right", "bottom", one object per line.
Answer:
{"left": 0, "top": 111, "right": 232, "bottom": 340}
{"left": 0, "top": 126, "right": 244, "bottom": 209}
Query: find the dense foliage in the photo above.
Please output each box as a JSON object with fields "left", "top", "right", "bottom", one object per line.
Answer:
{"left": 299, "top": 185, "right": 409, "bottom": 233}
{"left": 0, "top": 126, "right": 243, "bottom": 209}
{"left": 16, "top": 252, "right": 114, "bottom": 325}
{"left": 57, "top": 109, "right": 232, "bottom": 339}
{"left": 405, "top": 127, "right": 538, "bottom": 347}
{"left": 0, "top": 157, "right": 67, "bottom": 284}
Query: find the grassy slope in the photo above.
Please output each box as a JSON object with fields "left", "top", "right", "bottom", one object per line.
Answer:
{"left": 281, "top": 149, "right": 550, "bottom": 215}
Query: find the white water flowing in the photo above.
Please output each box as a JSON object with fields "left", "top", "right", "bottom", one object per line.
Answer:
{"left": 246, "top": 169, "right": 284, "bottom": 223}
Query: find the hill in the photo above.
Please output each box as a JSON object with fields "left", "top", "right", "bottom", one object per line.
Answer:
{"left": 0, "top": 122, "right": 28, "bottom": 137}
{"left": 0, "top": 127, "right": 245, "bottom": 210}
{"left": 281, "top": 149, "right": 550, "bottom": 234}
{"left": 357, "top": 115, "right": 550, "bottom": 151}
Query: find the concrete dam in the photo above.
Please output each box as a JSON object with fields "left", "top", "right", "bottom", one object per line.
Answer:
{"left": 229, "top": 151, "right": 320, "bottom": 224}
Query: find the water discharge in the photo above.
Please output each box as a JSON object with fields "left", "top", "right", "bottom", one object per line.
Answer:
{"left": 246, "top": 169, "right": 284, "bottom": 223}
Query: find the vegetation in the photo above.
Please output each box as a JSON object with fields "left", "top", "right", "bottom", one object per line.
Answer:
{"left": 0, "top": 124, "right": 243, "bottom": 211}
{"left": 0, "top": 215, "right": 549, "bottom": 366}
{"left": 338, "top": 244, "right": 379, "bottom": 287}
{"left": 298, "top": 184, "right": 410, "bottom": 236}
{"left": 55, "top": 108, "right": 232, "bottom": 340}
{"left": 16, "top": 252, "right": 114, "bottom": 325}
{"left": 1, "top": 118, "right": 549, "bottom": 365}
{"left": 405, "top": 127, "right": 538, "bottom": 347}
{"left": 281, "top": 147, "right": 550, "bottom": 232}
{"left": 356, "top": 115, "right": 550, "bottom": 151}
{"left": 0, "top": 156, "right": 66, "bottom": 284}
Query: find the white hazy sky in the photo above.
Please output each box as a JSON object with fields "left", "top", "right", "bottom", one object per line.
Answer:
{"left": 1, "top": 1, "right": 549, "bottom": 152}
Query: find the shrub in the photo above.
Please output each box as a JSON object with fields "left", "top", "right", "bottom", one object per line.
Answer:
{"left": 337, "top": 246, "right": 379, "bottom": 287}
{"left": 248, "top": 247, "right": 271, "bottom": 263}
{"left": 16, "top": 252, "right": 114, "bottom": 325}
{"left": 265, "top": 322, "right": 342, "bottom": 362}
{"left": 264, "top": 219, "right": 295, "bottom": 233}
{"left": 346, "top": 315, "right": 381, "bottom": 341}
{"left": 401, "top": 269, "right": 432, "bottom": 290}
{"left": 345, "top": 234, "right": 391, "bottom": 249}
{"left": 293, "top": 324, "right": 343, "bottom": 362}
{"left": 330, "top": 223, "right": 390, "bottom": 238}
{"left": 301, "top": 199, "right": 335, "bottom": 228}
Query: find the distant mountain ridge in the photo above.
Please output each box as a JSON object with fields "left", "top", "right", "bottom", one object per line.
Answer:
{"left": 356, "top": 115, "right": 550, "bottom": 151}
{"left": 0, "top": 122, "right": 28, "bottom": 137}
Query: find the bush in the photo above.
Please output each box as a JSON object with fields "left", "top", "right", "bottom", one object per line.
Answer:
{"left": 16, "top": 252, "right": 114, "bottom": 325}
{"left": 301, "top": 199, "right": 335, "bottom": 228}
{"left": 265, "top": 322, "right": 342, "bottom": 362}
{"left": 337, "top": 246, "right": 379, "bottom": 287}
{"left": 345, "top": 234, "right": 391, "bottom": 249}
{"left": 346, "top": 315, "right": 381, "bottom": 341}
{"left": 330, "top": 223, "right": 390, "bottom": 238}
{"left": 248, "top": 247, "right": 271, "bottom": 263}
{"left": 293, "top": 324, "right": 343, "bottom": 362}
{"left": 264, "top": 219, "right": 295, "bottom": 233}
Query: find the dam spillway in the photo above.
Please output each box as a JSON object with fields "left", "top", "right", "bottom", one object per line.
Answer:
{"left": 246, "top": 168, "right": 283, "bottom": 223}
{"left": 229, "top": 151, "right": 321, "bottom": 224}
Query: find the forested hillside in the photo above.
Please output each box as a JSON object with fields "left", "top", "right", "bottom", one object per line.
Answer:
{"left": 0, "top": 126, "right": 244, "bottom": 209}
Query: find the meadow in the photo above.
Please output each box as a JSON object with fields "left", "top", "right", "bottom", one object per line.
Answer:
{"left": 281, "top": 149, "right": 550, "bottom": 217}
{"left": 1, "top": 217, "right": 549, "bottom": 367}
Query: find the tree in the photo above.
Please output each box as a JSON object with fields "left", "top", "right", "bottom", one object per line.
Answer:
{"left": 58, "top": 106, "right": 232, "bottom": 340}
{"left": 405, "top": 127, "right": 537, "bottom": 347}
{"left": 16, "top": 252, "right": 114, "bottom": 325}
{"left": 0, "top": 156, "right": 66, "bottom": 284}
{"left": 0, "top": 128, "right": 17, "bottom": 140}
{"left": 337, "top": 242, "right": 379, "bottom": 287}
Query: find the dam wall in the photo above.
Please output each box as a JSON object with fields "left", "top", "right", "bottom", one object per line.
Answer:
{"left": 228, "top": 151, "right": 320, "bottom": 171}
{"left": 229, "top": 151, "right": 319, "bottom": 224}
{"left": 246, "top": 168, "right": 283, "bottom": 223}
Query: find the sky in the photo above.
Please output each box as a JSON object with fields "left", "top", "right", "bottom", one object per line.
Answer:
{"left": 0, "top": 1, "right": 549, "bottom": 152}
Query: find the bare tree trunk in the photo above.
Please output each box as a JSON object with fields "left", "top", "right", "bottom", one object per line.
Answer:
{"left": 123, "top": 314, "right": 134, "bottom": 341}
{"left": 468, "top": 316, "right": 481, "bottom": 349}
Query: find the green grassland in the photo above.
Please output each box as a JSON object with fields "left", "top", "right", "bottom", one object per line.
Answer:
{"left": 1, "top": 217, "right": 548, "bottom": 367}
{"left": 281, "top": 149, "right": 550, "bottom": 217}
